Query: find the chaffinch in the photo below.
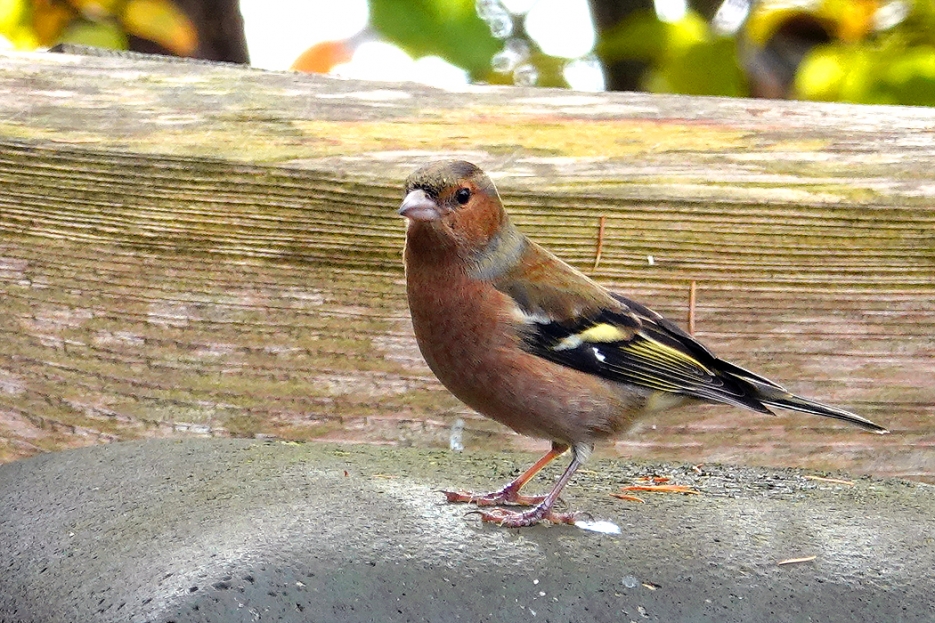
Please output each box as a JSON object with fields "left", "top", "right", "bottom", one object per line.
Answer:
{"left": 399, "top": 160, "right": 887, "bottom": 528}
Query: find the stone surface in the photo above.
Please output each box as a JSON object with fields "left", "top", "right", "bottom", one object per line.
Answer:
{"left": 1, "top": 439, "right": 933, "bottom": 622}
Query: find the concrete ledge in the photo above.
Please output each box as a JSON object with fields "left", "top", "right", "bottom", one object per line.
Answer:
{"left": 1, "top": 439, "right": 932, "bottom": 622}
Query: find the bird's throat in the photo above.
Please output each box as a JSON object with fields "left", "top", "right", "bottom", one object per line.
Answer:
{"left": 467, "top": 220, "right": 528, "bottom": 281}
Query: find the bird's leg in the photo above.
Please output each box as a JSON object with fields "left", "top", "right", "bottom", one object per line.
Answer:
{"left": 477, "top": 443, "right": 591, "bottom": 527}
{"left": 444, "top": 442, "right": 569, "bottom": 507}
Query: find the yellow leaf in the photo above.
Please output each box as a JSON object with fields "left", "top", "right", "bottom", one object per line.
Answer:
{"left": 665, "top": 12, "right": 709, "bottom": 54}
{"left": 0, "top": 0, "right": 39, "bottom": 49}
{"left": 69, "top": 0, "right": 124, "bottom": 20}
{"left": 794, "top": 46, "right": 847, "bottom": 100}
{"left": 32, "top": 0, "right": 77, "bottom": 46}
{"left": 0, "top": 0, "right": 26, "bottom": 33}
{"left": 121, "top": 0, "right": 197, "bottom": 56}
{"left": 834, "top": 0, "right": 877, "bottom": 42}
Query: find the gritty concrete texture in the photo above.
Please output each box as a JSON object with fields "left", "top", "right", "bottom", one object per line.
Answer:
{"left": 0, "top": 438, "right": 933, "bottom": 623}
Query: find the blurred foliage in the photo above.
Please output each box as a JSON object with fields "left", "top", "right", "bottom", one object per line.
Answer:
{"left": 365, "top": 0, "right": 935, "bottom": 105}
{"left": 367, "top": 0, "right": 572, "bottom": 86}
{"left": 596, "top": 8, "right": 747, "bottom": 96}
{"left": 370, "top": 0, "right": 503, "bottom": 80}
{"left": 593, "top": 0, "right": 935, "bottom": 104}
{"left": 0, "top": 0, "right": 197, "bottom": 55}
{"left": 5, "top": 0, "right": 934, "bottom": 106}
{"left": 785, "top": 0, "right": 935, "bottom": 104}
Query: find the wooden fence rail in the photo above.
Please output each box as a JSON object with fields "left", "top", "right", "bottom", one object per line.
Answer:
{"left": 0, "top": 50, "right": 932, "bottom": 479}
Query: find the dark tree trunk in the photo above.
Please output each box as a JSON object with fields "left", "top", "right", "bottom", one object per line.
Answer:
{"left": 129, "top": 0, "right": 249, "bottom": 63}
{"left": 588, "top": 0, "right": 654, "bottom": 91}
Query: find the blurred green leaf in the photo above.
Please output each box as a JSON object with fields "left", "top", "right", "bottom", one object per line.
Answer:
{"left": 797, "top": 41, "right": 935, "bottom": 105}
{"left": 881, "top": 45, "right": 935, "bottom": 105}
{"left": 595, "top": 9, "right": 669, "bottom": 60}
{"left": 369, "top": 0, "right": 502, "bottom": 79}
{"left": 60, "top": 18, "right": 127, "bottom": 48}
{"left": 651, "top": 36, "right": 747, "bottom": 97}
{"left": 597, "top": 9, "right": 745, "bottom": 97}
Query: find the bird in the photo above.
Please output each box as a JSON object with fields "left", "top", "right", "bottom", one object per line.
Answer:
{"left": 398, "top": 160, "right": 887, "bottom": 528}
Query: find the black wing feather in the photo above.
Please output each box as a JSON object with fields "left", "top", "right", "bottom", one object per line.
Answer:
{"left": 500, "top": 252, "right": 887, "bottom": 431}
{"left": 521, "top": 295, "right": 774, "bottom": 413}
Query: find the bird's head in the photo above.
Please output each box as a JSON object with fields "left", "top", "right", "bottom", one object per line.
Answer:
{"left": 399, "top": 160, "right": 510, "bottom": 254}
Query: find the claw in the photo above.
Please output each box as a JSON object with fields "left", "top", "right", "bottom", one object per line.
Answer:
{"left": 477, "top": 506, "right": 578, "bottom": 528}
{"left": 443, "top": 488, "right": 546, "bottom": 507}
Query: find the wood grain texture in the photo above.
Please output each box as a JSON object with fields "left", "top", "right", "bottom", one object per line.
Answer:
{"left": 0, "top": 51, "right": 932, "bottom": 479}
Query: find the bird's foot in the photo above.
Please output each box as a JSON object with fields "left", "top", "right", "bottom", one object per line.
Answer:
{"left": 443, "top": 487, "right": 546, "bottom": 507}
{"left": 472, "top": 505, "right": 577, "bottom": 528}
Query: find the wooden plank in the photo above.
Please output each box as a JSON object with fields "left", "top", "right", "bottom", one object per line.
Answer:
{"left": 0, "top": 50, "right": 931, "bottom": 479}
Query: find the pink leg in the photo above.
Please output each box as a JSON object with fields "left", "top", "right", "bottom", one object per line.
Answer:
{"left": 477, "top": 445, "right": 588, "bottom": 527}
{"left": 444, "top": 442, "right": 569, "bottom": 507}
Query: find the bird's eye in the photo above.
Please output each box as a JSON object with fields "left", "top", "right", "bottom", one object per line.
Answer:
{"left": 455, "top": 188, "right": 471, "bottom": 205}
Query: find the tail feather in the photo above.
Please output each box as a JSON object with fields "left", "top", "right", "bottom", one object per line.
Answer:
{"left": 760, "top": 394, "right": 888, "bottom": 433}
{"left": 718, "top": 360, "right": 888, "bottom": 434}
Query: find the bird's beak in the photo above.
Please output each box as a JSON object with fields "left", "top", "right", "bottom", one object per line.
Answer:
{"left": 399, "top": 189, "right": 441, "bottom": 222}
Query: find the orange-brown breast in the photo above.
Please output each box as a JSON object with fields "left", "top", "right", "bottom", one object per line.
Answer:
{"left": 404, "top": 230, "right": 647, "bottom": 444}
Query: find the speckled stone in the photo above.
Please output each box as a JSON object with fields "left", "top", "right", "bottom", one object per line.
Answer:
{"left": 1, "top": 438, "right": 933, "bottom": 623}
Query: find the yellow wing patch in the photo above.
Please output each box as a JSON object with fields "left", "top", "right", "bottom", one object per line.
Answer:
{"left": 553, "top": 323, "right": 635, "bottom": 351}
